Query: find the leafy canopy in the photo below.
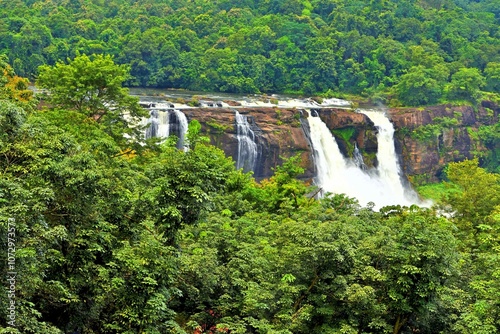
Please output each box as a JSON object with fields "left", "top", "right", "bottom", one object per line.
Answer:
{"left": 36, "top": 54, "right": 147, "bottom": 149}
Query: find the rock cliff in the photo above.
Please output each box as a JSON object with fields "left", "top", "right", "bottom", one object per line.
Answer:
{"left": 182, "top": 101, "right": 499, "bottom": 183}
{"left": 389, "top": 101, "right": 499, "bottom": 183}
{"left": 184, "top": 107, "right": 315, "bottom": 179}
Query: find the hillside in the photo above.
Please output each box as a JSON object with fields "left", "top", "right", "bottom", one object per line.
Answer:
{"left": 2, "top": 2, "right": 500, "bottom": 333}
{"left": 1, "top": 0, "right": 500, "bottom": 105}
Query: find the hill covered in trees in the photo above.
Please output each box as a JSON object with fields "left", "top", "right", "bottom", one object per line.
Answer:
{"left": 1, "top": 0, "right": 500, "bottom": 105}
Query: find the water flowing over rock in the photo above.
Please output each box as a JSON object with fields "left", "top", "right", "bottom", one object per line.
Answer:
{"left": 172, "top": 110, "right": 188, "bottom": 151}
{"left": 235, "top": 111, "right": 258, "bottom": 172}
{"left": 143, "top": 109, "right": 188, "bottom": 150}
{"left": 353, "top": 143, "right": 366, "bottom": 170}
{"left": 145, "top": 110, "right": 170, "bottom": 139}
{"left": 137, "top": 93, "right": 500, "bottom": 193}
{"left": 358, "top": 109, "right": 421, "bottom": 206}
{"left": 308, "top": 109, "right": 421, "bottom": 209}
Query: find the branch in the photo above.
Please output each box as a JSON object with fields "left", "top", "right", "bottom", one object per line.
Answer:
{"left": 393, "top": 315, "right": 407, "bottom": 334}
{"left": 293, "top": 272, "right": 319, "bottom": 311}
{"left": 112, "top": 148, "right": 135, "bottom": 158}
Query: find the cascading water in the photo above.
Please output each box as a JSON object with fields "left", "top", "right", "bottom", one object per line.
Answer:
{"left": 358, "top": 109, "right": 421, "bottom": 205}
{"left": 308, "top": 110, "right": 382, "bottom": 206}
{"left": 145, "top": 110, "right": 159, "bottom": 139}
{"left": 235, "top": 111, "right": 258, "bottom": 172}
{"left": 143, "top": 109, "right": 188, "bottom": 151}
{"left": 173, "top": 110, "right": 189, "bottom": 151}
{"left": 307, "top": 109, "right": 421, "bottom": 209}
{"left": 353, "top": 143, "right": 366, "bottom": 170}
{"left": 145, "top": 110, "right": 170, "bottom": 139}
{"left": 357, "top": 110, "right": 406, "bottom": 199}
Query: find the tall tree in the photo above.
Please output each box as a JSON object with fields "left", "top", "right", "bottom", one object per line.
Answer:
{"left": 36, "top": 54, "right": 147, "bottom": 151}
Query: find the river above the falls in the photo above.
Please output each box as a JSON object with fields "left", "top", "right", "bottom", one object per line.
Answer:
{"left": 128, "top": 88, "right": 352, "bottom": 109}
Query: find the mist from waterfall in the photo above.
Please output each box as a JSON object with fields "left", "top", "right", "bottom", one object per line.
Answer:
{"left": 307, "top": 109, "right": 421, "bottom": 209}
{"left": 235, "top": 111, "right": 258, "bottom": 172}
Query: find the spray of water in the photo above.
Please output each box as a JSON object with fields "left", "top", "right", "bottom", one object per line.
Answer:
{"left": 307, "top": 109, "right": 424, "bottom": 209}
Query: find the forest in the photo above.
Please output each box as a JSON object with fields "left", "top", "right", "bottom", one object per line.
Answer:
{"left": 1, "top": 50, "right": 500, "bottom": 333}
{"left": 1, "top": 0, "right": 500, "bottom": 105}
{"left": 1, "top": 0, "right": 500, "bottom": 333}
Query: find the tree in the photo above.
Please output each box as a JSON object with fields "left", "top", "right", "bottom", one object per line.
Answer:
{"left": 446, "top": 67, "right": 485, "bottom": 101}
{"left": 394, "top": 65, "right": 442, "bottom": 106}
{"left": 484, "top": 62, "right": 500, "bottom": 92}
{"left": 441, "top": 161, "right": 500, "bottom": 333}
{"left": 0, "top": 54, "right": 34, "bottom": 109}
{"left": 36, "top": 54, "right": 147, "bottom": 150}
{"left": 443, "top": 158, "right": 500, "bottom": 235}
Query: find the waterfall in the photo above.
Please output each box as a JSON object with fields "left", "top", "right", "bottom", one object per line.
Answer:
{"left": 143, "top": 109, "right": 188, "bottom": 151}
{"left": 145, "top": 110, "right": 158, "bottom": 139}
{"left": 308, "top": 110, "right": 380, "bottom": 206}
{"left": 235, "top": 111, "right": 258, "bottom": 172}
{"left": 173, "top": 110, "right": 189, "bottom": 151}
{"left": 157, "top": 111, "right": 170, "bottom": 138}
{"left": 307, "top": 109, "right": 420, "bottom": 209}
{"left": 358, "top": 109, "right": 421, "bottom": 205}
{"left": 145, "top": 110, "right": 170, "bottom": 139}
{"left": 353, "top": 143, "right": 366, "bottom": 170}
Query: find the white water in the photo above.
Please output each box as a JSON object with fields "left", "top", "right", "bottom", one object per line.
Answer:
{"left": 235, "top": 111, "right": 258, "bottom": 172}
{"left": 358, "top": 110, "right": 409, "bottom": 201}
{"left": 173, "top": 110, "right": 189, "bottom": 151}
{"left": 353, "top": 143, "right": 366, "bottom": 170}
{"left": 145, "top": 110, "right": 170, "bottom": 139}
{"left": 307, "top": 110, "right": 421, "bottom": 209}
{"left": 143, "top": 109, "right": 188, "bottom": 151}
{"left": 157, "top": 111, "right": 170, "bottom": 138}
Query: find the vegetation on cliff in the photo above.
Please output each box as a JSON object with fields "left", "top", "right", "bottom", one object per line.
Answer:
{"left": 1, "top": 0, "right": 500, "bottom": 105}
{"left": 1, "top": 44, "right": 500, "bottom": 334}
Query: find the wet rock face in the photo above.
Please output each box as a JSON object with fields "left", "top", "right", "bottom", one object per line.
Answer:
{"left": 183, "top": 102, "right": 498, "bottom": 183}
{"left": 389, "top": 102, "right": 499, "bottom": 183}
{"left": 318, "top": 108, "right": 379, "bottom": 167}
{"left": 186, "top": 107, "right": 381, "bottom": 180}
{"left": 185, "top": 107, "right": 315, "bottom": 180}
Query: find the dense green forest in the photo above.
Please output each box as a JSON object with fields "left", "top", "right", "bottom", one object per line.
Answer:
{"left": 1, "top": 0, "right": 500, "bottom": 105}
{"left": 1, "top": 51, "right": 500, "bottom": 334}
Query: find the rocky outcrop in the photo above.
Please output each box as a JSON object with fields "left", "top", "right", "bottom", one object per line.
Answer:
{"left": 388, "top": 102, "right": 499, "bottom": 183}
{"left": 180, "top": 101, "right": 498, "bottom": 183}
{"left": 317, "top": 109, "right": 378, "bottom": 167}
{"left": 184, "top": 107, "right": 315, "bottom": 179}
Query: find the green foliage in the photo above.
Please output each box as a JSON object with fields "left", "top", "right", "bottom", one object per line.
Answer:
{"left": 411, "top": 116, "right": 459, "bottom": 143}
{"left": 443, "top": 159, "right": 500, "bottom": 234}
{"left": 446, "top": 67, "right": 486, "bottom": 102}
{"left": 416, "top": 182, "right": 459, "bottom": 202}
{"left": 479, "top": 127, "right": 500, "bottom": 172}
{"left": 3, "top": 6, "right": 500, "bottom": 333}
{"left": 332, "top": 127, "right": 356, "bottom": 143}
{"left": 36, "top": 54, "right": 147, "bottom": 151}
{"left": 394, "top": 65, "right": 446, "bottom": 106}
{"left": 2, "top": 1, "right": 500, "bottom": 104}
{"left": 207, "top": 119, "right": 231, "bottom": 134}
{"left": 0, "top": 54, "right": 34, "bottom": 110}
{"left": 332, "top": 127, "right": 356, "bottom": 155}
{"left": 439, "top": 160, "right": 500, "bottom": 333}
{"left": 484, "top": 62, "right": 500, "bottom": 93}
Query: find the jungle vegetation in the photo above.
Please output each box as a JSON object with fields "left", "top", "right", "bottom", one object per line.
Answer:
{"left": 0, "top": 0, "right": 500, "bottom": 105}
{"left": 1, "top": 49, "right": 500, "bottom": 334}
